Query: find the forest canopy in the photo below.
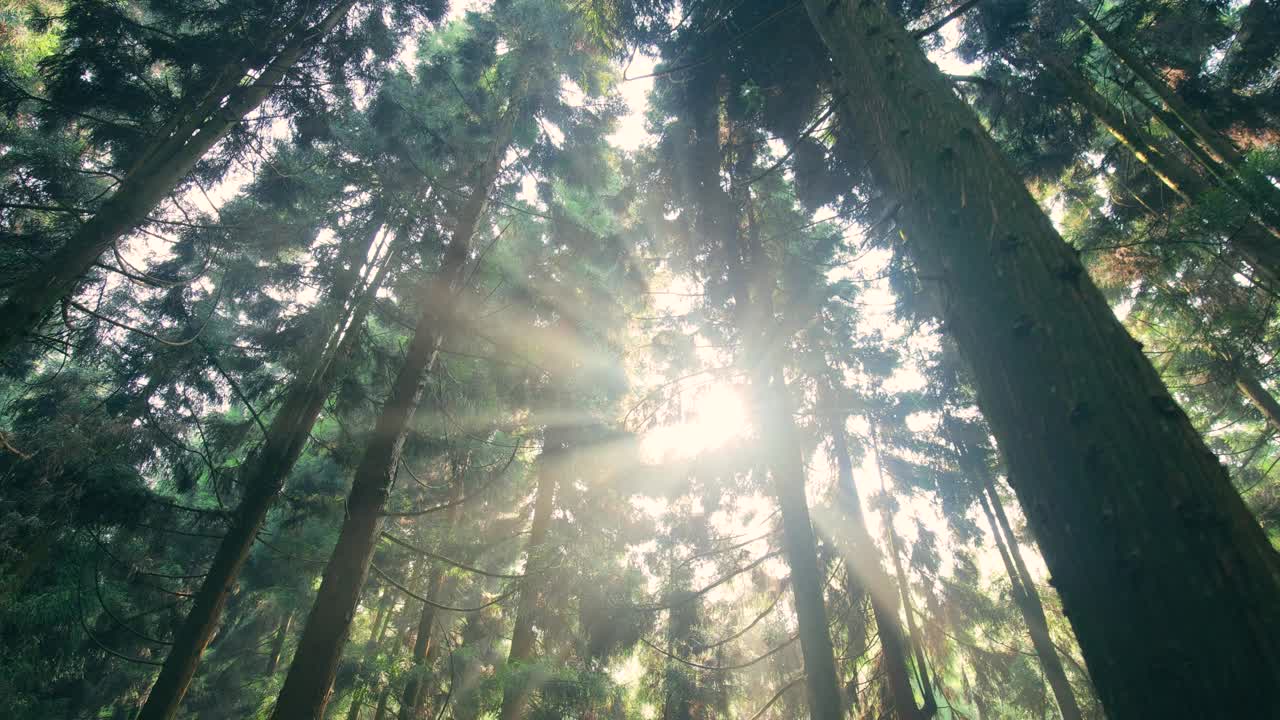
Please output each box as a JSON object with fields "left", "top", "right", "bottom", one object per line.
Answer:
{"left": 1, "top": 0, "right": 1278, "bottom": 719}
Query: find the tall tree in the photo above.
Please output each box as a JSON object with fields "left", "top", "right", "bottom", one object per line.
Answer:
{"left": 802, "top": 0, "right": 1280, "bottom": 716}
{"left": 0, "top": 0, "right": 444, "bottom": 355}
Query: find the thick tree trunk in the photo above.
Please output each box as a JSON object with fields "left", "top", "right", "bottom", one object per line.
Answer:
{"left": 497, "top": 432, "right": 563, "bottom": 720}
{"left": 270, "top": 99, "right": 519, "bottom": 716}
{"left": 829, "top": 414, "right": 922, "bottom": 720}
{"left": 135, "top": 219, "right": 395, "bottom": 720}
{"left": 803, "top": 2, "right": 1280, "bottom": 717}
{"left": 266, "top": 610, "right": 294, "bottom": 677}
{"left": 1040, "top": 53, "right": 1280, "bottom": 286}
{"left": 977, "top": 487, "right": 1083, "bottom": 720}
{"left": 0, "top": 0, "right": 358, "bottom": 356}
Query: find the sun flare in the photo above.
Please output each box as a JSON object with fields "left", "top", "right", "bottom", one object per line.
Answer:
{"left": 640, "top": 382, "right": 751, "bottom": 461}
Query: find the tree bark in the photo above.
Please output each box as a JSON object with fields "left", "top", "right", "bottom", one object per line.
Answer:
{"left": 803, "top": 2, "right": 1280, "bottom": 717}
{"left": 136, "top": 218, "right": 396, "bottom": 720}
{"left": 701, "top": 77, "right": 845, "bottom": 718}
{"left": 758, "top": 370, "right": 846, "bottom": 719}
{"left": 497, "top": 430, "right": 563, "bottom": 720}
{"left": 0, "top": 0, "right": 359, "bottom": 356}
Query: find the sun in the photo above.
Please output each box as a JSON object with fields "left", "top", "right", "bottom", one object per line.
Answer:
{"left": 640, "top": 382, "right": 751, "bottom": 461}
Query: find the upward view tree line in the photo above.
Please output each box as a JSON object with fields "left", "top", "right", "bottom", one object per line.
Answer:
{"left": 1, "top": 0, "right": 1277, "bottom": 718}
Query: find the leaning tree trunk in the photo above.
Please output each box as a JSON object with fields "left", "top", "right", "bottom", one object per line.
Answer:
{"left": 136, "top": 217, "right": 398, "bottom": 720}
{"left": 1069, "top": 0, "right": 1280, "bottom": 230}
{"left": 343, "top": 590, "right": 396, "bottom": 720}
{"left": 1039, "top": 52, "right": 1280, "bottom": 286}
{"left": 1069, "top": 1, "right": 1244, "bottom": 173}
{"left": 497, "top": 430, "right": 563, "bottom": 720}
{"left": 0, "top": 0, "right": 360, "bottom": 357}
{"left": 1236, "top": 369, "right": 1280, "bottom": 434}
{"left": 269, "top": 97, "right": 519, "bottom": 717}
{"left": 803, "top": 2, "right": 1280, "bottom": 717}
{"left": 830, "top": 411, "right": 924, "bottom": 720}
{"left": 944, "top": 414, "right": 1087, "bottom": 720}
{"left": 976, "top": 480, "right": 1084, "bottom": 720}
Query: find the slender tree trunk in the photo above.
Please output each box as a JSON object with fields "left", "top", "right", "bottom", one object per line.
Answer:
{"left": 398, "top": 477, "right": 465, "bottom": 720}
{"left": 829, "top": 413, "right": 922, "bottom": 720}
{"left": 371, "top": 685, "right": 392, "bottom": 720}
{"left": 1236, "top": 369, "right": 1280, "bottom": 434}
{"left": 1069, "top": 2, "right": 1244, "bottom": 172}
{"left": 0, "top": 0, "right": 359, "bottom": 356}
{"left": 758, "top": 369, "right": 846, "bottom": 719}
{"left": 344, "top": 690, "right": 365, "bottom": 720}
{"left": 1040, "top": 52, "right": 1280, "bottom": 285}
{"left": 270, "top": 93, "right": 521, "bottom": 716}
{"left": 709, "top": 95, "right": 844, "bottom": 717}
{"left": 803, "top": 2, "right": 1280, "bottom": 717}
{"left": 135, "top": 218, "right": 396, "bottom": 720}
{"left": 1071, "top": 0, "right": 1280, "bottom": 228}
{"left": 870, "top": 427, "right": 937, "bottom": 718}
{"left": 977, "top": 487, "right": 1083, "bottom": 720}
{"left": 343, "top": 588, "right": 397, "bottom": 720}
{"left": 497, "top": 430, "right": 563, "bottom": 720}
{"left": 266, "top": 610, "right": 295, "bottom": 677}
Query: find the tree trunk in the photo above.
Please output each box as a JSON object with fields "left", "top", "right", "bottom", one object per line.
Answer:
{"left": 707, "top": 87, "right": 844, "bottom": 717}
{"left": 829, "top": 413, "right": 922, "bottom": 720}
{"left": 344, "top": 689, "right": 365, "bottom": 720}
{"left": 758, "top": 369, "right": 845, "bottom": 719}
{"left": 1236, "top": 369, "right": 1280, "bottom": 434}
{"left": 1071, "top": 1, "right": 1280, "bottom": 228}
{"left": 803, "top": 2, "right": 1280, "bottom": 717}
{"left": 1040, "top": 52, "right": 1280, "bottom": 286}
{"left": 266, "top": 610, "right": 295, "bottom": 677}
{"left": 1069, "top": 2, "right": 1244, "bottom": 173}
{"left": 977, "top": 486, "right": 1083, "bottom": 720}
{"left": 0, "top": 0, "right": 359, "bottom": 356}
{"left": 497, "top": 430, "right": 563, "bottom": 720}
{"left": 135, "top": 217, "right": 396, "bottom": 720}
{"left": 270, "top": 93, "right": 520, "bottom": 717}
{"left": 371, "top": 685, "right": 392, "bottom": 720}
{"left": 398, "top": 476, "right": 465, "bottom": 720}
{"left": 870, "top": 427, "right": 937, "bottom": 718}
